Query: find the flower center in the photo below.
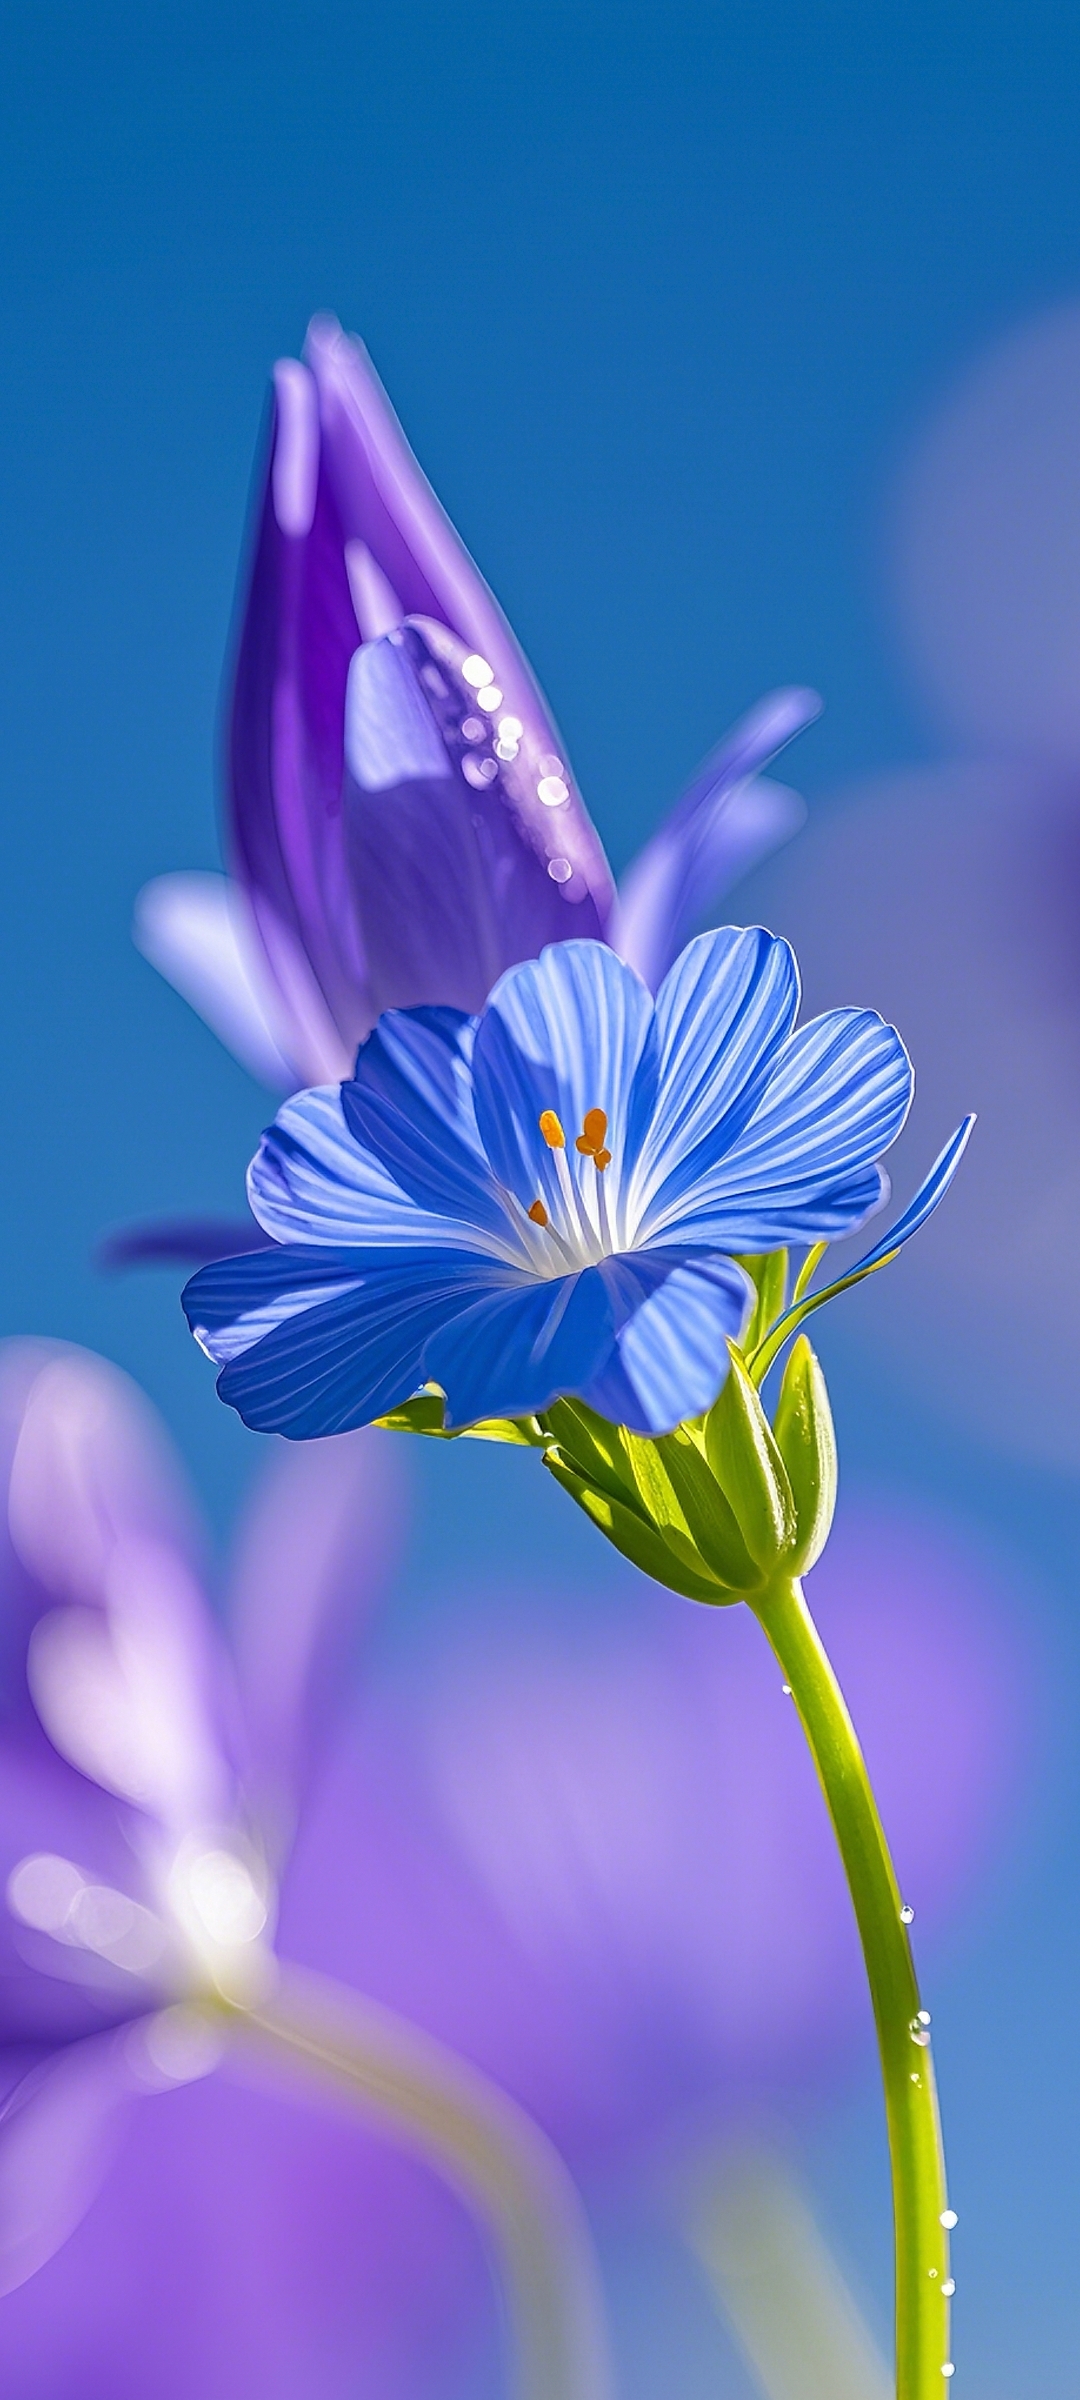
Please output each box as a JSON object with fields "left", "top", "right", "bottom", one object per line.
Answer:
{"left": 518, "top": 1107, "right": 616, "bottom": 1271}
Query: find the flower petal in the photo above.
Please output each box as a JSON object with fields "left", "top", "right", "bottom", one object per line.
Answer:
{"left": 305, "top": 316, "right": 614, "bottom": 924}
{"left": 133, "top": 873, "right": 346, "bottom": 1091}
{"left": 424, "top": 1271, "right": 616, "bottom": 1429}
{"left": 342, "top": 620, "right": 610, "bottom": 1019}
{"left": 228, "top": 358, "right": 372, "bottom": 1062}
{"left": 471, "top": 942, "right": 658, "bottom": 1218}
{"left": 0, "top": 2035, "right": 135, "bottom": 2296}
{"left": 228, "top": 1427, "right": 407, "bottom": 1847}
{"left": 249, "top": 1071, "right": 510, "bottom": 1257}
{"left": 645, "top": 1005, "right": 912, "bottom": 1249}
{"left": 845, "top": 1113, "right": 977, "bottom": 1275}
{"left": 189, "top": 1251, "right": 522, "bottom": 1438}
{"left": 629, "top": 927, "right": 800, "bottom": 1229}
{"left": 582, "top": 1249, "right": 752, "bottom": 1432}
{"left": 341, "top": 1008, "right": 514, "bottom": 1250}
{"left": 613, "top": 688, "right": 820, "bottom": 991}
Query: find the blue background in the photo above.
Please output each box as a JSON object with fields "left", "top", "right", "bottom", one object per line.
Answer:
{"left": 1, "top": 5, "right": 1078, "bottom": 2391}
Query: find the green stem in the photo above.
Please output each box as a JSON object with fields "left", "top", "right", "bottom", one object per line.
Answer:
{"left": 749, "top": 1574, "right": 953, "bottom": 2400}
{"left": 221, "top": 1961, "right": 612, "bottom": 2400}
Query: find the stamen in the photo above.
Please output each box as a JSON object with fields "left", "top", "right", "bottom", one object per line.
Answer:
{"left": 593, "top": 1147, "right": 611, "bottom": 1171}
{"left": 575, "top": 1108, "right": 608, "bottom": 1157}
{"left": 527, "top": 1199, "right": 549, "bottom": 1226}
{"left": 539, "top": 1110, "right": 566, "bottom": 1149}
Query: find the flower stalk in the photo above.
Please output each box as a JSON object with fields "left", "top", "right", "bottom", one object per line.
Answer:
{"left": 748, "top": 1573, "right": 952, "bottom": 2400}
{"left": 222, "top": 1962, "right": 613, "bottom": 2400}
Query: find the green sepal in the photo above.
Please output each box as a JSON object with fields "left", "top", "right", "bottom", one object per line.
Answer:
{"left": 772, "top": 1333, "right": 837, "bottom": 1572}
{"left": 543, "top": 1447, "right": 739, "bottom": 1605}
{"left": 376, "top": 1388, "right": 545, "bottom": 1446}
{"left": 648, "top": 1427, "right": 761, "bottom": 1590}
{"left": 545, "top": 1398, "right": 641, "bottom": 1508}
{"left": 734, "top": 1250, "right": 789, "bottom": 1356}
{"left": 704, "top": 1343, "right": 797, "bottom": 1570}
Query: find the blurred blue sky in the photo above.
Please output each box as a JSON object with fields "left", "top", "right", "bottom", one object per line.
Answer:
{"left": 3, "top": 5, "right": 1080, "bottom": 2392}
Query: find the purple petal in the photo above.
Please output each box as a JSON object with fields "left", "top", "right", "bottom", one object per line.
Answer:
{"left": 342, "top": 619, "right": 609, "bottom": 1014}
{"left": 0, "top": 2035, "right": 135, "bottom": 2295}
{"left": 133, "top": 873, "right": 345, "bottom": 1091}
{"left": 612, "top": 688, "right": 820, "bottom": 990}
{"left": 97, "top": 1216, "right": 276, "bottom": 1271}
{"left": 227, "top": 1429, "right": 408, "bottom": 1849}
{"left": 0, "top": 2060, "right": 490, "bottom": 2395}
{"left": 227, "top": 357, "right": 374, "bottom": 1064}
{"left": 0, "top": 1343, "right": 239, "bottom": 1830}
{"left": 305, "top": 315, "right": 614, "bottom": 923}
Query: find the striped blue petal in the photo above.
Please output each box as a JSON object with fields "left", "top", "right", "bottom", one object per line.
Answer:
{"left": 341, "top": 1006, "right": 513, "bottom": 1248}
{"left": 471, "top": 941, "right": 658, "bottom": 1215}
{"left": 193, "top": 1250, "right": 521, "bottom": 1437}
{"left": 584, "top": 1248, "right": 753, "bottom": 1432}
{"left": 641, "top": 1005, "right": 911, "bottom": 1249}
{"left": 628, "top": 927, "right": 800, "bottom": 1224}
{"left": 426, "top": 1268, "right": 616, "bottom": 1428}
{"left": 849, "top": 1115, "right": 976, "bottom": 1274}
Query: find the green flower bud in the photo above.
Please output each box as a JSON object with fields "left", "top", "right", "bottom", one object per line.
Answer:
{"left": 704, "top": 1343, "right": 797, "bottom": 1573}
{"left": 771, "top": 1333, "right": 837, "bottom": 1572}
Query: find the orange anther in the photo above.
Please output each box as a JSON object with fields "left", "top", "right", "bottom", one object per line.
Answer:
{"left": 527, "top": 1198, "right": 550, "bottom": 1226}
{"left": 594, "top": 1147, "right": 611, "bottom": 1171}
{"left": 575, "top": 1107, "right": 608, "bottom": 1156}
{"left": 539, "top": 1110, "right": 566, "bottom": 1149}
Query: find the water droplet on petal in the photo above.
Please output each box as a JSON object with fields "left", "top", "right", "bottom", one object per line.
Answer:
{"left": 547, "top": 856, "right": 573, "bottom": 883}
{"left": 538, "top": 752, "right": 563, "bottom": 775}
{"left": 462, "top": 754, "right": 499, "bottom": 788}
{"left": 498, "top": 715, "right": 523, "bottom": 741}
{"left": 537, "top": 774, "right": 570, "bottom": 806}
{"left": 781, "top": 1683, "right": 793, "bottom": 1696}
{"left": 942, "top": 2279, "right": 956, "bottom": 2298}
{"left": 476, "top": 683, "right": 503, "bottom": 712}
{"left": 942, "top": 2365, "right": 955, "bottom": 2378}
{"left": 940, "top": 2209, "right": 958, "bottom": 2229}
{"left": 462, "top": 654, "right": 494, "bottom": 688}
{"left": 910, "top": 2015, "right": 931, "bottom": 2046}
{"left": 900, "top": 1903, "right": 915, "bottom": 1924}
{"left": 462, "top": 715, "right": 486, "bottom": 741}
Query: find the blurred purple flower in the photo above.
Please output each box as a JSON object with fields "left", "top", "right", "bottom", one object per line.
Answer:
{"left": 0, "top": 1343, "right": 484, "bottom": 2400}
{"left": 739, "top": 299, "right": 1080, "bottom": 1465}
{"left": 135, "top": 315, "right": 818, "bottom": 1092}
{"left": 281, "top": 1500, "right": 1029, "bottom": 2176}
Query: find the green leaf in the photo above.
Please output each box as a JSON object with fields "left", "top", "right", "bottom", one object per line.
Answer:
{"left": 772, "top": 1334, "right": 837, "bottom": 1572}
{"left": 376, "top": 1388, "right": 544, "bottom": 1445}
{"left": 543, "top": 1449, "right": 739, "bottom": 1605}
{"left": 734, "top": 1250, "right": 789, "bottom": 1356}
{"left": 704, "top": 1344, "right": 797, "bottom": 1570}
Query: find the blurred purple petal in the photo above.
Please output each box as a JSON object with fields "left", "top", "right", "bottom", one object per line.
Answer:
{"left": 743, "top": 754, "right": 1080, "bottom": 1465}
{"left": 97, "top": 1216, "right": 276, "bottom": 1270}
{"left": 0, "top": 2033, "right": 134, "bottom": 2295}
{"left": 133, "top": 872, "right": 344, "bottom": 1090}
{"left": 613, "top": 688, "right": 819, "bottom": 990}
{"left": 0, "top": 1343, "right": 198, "bottom": 1679}
{"left": 894, "top": 300, "right": 1080, "bottom": 763}
{"left": 227, "top": 1429, "right": 408, "bottom": 1852}
{"left": 281, "top": 1500, "right": 1029, "bottom": 2170}
{"left": 0, "top": 2063, "right": 489, "bottom": 2395}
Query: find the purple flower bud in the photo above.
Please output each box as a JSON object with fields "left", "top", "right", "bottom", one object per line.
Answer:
{"left": 136, "top": 318, "right": 818, "bottom": 1098}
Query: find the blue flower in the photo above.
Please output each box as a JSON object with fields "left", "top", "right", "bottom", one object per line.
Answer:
{"left": 183, "top": 925, "right": 968, "bottom": 1442}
